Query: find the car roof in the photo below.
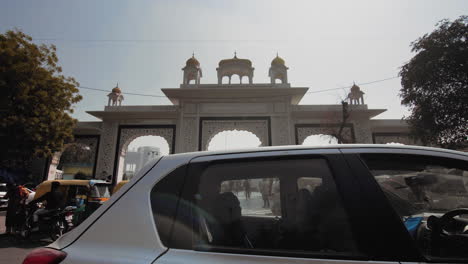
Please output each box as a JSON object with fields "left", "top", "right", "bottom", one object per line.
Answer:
{"left": 166, "top": 144, "right": 468, "bottom": 160}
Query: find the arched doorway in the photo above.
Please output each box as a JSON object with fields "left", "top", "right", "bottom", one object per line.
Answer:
{"left": 200, "top": 118, "right": 270, "bottom": 151}
{"left": 111, "top": 125, "right": 176, "bottom": 183}
{"left": 48, "top": 136, "right": 100, "bottom": 180}
{"left": 207, "top": 130, "right": 261, "bottom": 151}
{"left": 120, "top": 136, "right": 170, "bottom": 181}
{"left": 302, "top": 134, "right": 339, "bottom": 146}
{"left": 295, "top": 124, "right": 355, "bottom": 145}
{"left": 56, "top": 143, "right": 95, "bottom": 179}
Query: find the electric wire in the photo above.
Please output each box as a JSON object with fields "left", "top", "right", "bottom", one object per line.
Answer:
{"left": 78, "top": 76, "right": 399, "bottom": 99}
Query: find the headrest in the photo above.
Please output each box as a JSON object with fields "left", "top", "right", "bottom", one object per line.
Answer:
{"left": 213, "top": 192, "right": 241, "bottom": 225}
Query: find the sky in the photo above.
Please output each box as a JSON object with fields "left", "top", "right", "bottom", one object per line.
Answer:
{"left": 1, "top": 0, "right": 467, "bottom": 149}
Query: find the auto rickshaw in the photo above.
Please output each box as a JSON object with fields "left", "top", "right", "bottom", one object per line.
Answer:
{"left": 112, "top": 180, "right": 129, "bottom": 195}
{"left": 33, "top": 179, "right": 111, "bottom": 225}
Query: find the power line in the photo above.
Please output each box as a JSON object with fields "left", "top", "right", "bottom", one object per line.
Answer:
{"left": 78, "top": 76, "right": 399, "bottom": 99}
{"left": 79, "top": 86, "right": 167, "bottom": 98}
{"left": 306, "top": 76, "right": 399, "bottom": 94}
{"left": 33, "top": 38, "right": 286, "bottom": 43}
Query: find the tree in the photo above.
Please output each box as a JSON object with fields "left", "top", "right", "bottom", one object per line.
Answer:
{"left": 58, "top": 143, "right": 94, "bottom": 167}
{"left": 399, "top": 16, "right": 468, "bottom": 148}
{"left": 0, "top": 29, "right": 82, "bottom": 168}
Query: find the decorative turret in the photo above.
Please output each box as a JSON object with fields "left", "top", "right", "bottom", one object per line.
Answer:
{"left": 269, "top": 53, "right": 289, "bottom": 84}
{"left": 182, "top": 53, "right": 203, "bottom": 85}
{"left": 347, "top": 83, "right": 365, "bottom": 105}
{"left": 107, "top": 83, "right": 124, "bottom": 106}
{"left": 217, "top": 52, "right": 254, "bottom": 84}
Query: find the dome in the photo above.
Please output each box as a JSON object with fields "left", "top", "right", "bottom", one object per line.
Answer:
{"left": 186, "top": 55, "right": 200, "bottom": 67}
{"left": 351, "top": 83, "right": 361, "bottom": 93}
{"left": 112, "top": 84, "right": 121, "bottom": 94}
{"left": 271, "top": 54, "right": 285, "bottom": 66}
{"left": 219, "top": 53, "right": 252, "bottom": 67}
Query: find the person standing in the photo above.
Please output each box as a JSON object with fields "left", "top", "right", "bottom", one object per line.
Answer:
{"left": 258, "top": 179, "right": 270, "bottom": 208}
{"left": 243, "top": 179, "right": 251, "bottom": 199}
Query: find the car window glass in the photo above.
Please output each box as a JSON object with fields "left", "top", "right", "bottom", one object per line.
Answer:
{"left": 190, "top": 158, "right": 359, "bottom": 256}
{"left": 297, "top": 177, "right": 322, "bottom": 192}
{"left": 150, "top": 165, "right": 186, "bottom": 246}
{"left": 220, "top": 178, "right": 280, "bottom": 217}
{"left": 361, "top": 154, "right": 468, "bottom": 259}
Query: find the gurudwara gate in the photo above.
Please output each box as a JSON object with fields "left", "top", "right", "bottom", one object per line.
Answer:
{"left": 51, "top": 54, "right": 417, "bottom": 183}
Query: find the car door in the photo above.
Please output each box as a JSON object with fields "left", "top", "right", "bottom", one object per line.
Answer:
{"left": 156, "top": 148, "right": 403, "bottom": 264}
{"left": 341, "top": 147, "right": 468, "bottom": 264}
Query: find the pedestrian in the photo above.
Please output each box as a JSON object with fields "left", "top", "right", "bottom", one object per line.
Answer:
{"left": 258, "top": 178, "right": 270, "bottom": 208}
{"left": 228, "top": 180, "right": 235, "bottom": 193}
{"left": 243, "top": 179, "right": 251, "bottom": 199}
{"left": 4, "top": 183, "right": 19, "bottom": 234}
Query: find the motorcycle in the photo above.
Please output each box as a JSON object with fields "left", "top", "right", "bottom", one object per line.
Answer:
{"left": 19, "top": 202, "right": 77, "bottom": 240}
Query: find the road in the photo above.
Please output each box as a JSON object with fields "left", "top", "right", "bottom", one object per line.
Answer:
{"left": 0, "top": 211, "right": 50, "bottom": 263}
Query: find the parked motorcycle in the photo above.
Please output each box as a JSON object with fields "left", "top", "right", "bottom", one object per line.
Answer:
{"left": 19, "top": 203, "right": 76, "bottom": 240}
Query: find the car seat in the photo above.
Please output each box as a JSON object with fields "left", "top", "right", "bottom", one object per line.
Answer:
{"left": 311, "top": 185, "right": 356, "bottom": 252}
{"left": 293, "top": 188, "right": 320, "bottom": 250}
{"left": 207, "top": 192, "right": 251, "bottom": 247}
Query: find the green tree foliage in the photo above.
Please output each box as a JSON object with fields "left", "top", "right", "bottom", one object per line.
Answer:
{"left": 0, "top": 30, "right": 82, "bottom": 168}
{"left": 400, "top": 16, "right": 468, "bottom": 148}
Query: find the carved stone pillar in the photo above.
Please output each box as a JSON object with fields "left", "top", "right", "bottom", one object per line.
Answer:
{"left": 180, "top": 117, "right": 198, "bottom": 152}
{"left": 95, "top": 121, "right": 119, "bottom": 180}
{"left": 271, "top": 116, "right": 291, "bottom": 145}
{"left": 352, "top": 118, "right": 373, "bottom": 143}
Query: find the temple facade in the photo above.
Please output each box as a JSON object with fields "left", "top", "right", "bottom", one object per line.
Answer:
{"left": 51, "top": 54, "right": 417, "bottom": 183}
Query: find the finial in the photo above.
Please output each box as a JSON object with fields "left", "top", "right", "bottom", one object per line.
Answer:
{"left": 276, "top": 52, "right": 279, "bottom": 57}
{"left": 234, "top": 51, "right": 237, "bottom": 58}
{"left": 116, "top": 82, "right": 119, "bottom": 88}
{"left": 192, "top": 52, "right": 195, "bottom": 58}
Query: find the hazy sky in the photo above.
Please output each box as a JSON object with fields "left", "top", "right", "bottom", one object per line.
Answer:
{"left": 2, "top": 0, "right": 466, "bottom": 123}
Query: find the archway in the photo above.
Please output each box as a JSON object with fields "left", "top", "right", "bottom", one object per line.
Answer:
{"left": 56, "top": 143, "right": 95, "bottom": 180}
{"left": 207, "top": 130, "right": 261, "bottom": 151}
{"left": 302, "top": 134, "right": 339, "bottom": 146}
{"left": 295, "top": 124, "right": 355, "bottom": 145}
{"left": 200, "top": 118, "right": 270, "bottom": 151}
{"left": 110, "top": 125, "right": 175, "bottom": 183}
{"left": 221, "top": 75, "right": 230, "bottom": 84}
{"left": 118, "top": 136, "right": 170, "bottom": 182}
{"left": 48, "top": 136, "right": 99, "bottom": 180}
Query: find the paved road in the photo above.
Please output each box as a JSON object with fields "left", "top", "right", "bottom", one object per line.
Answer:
{"left": 0, "top": 211, "right": 50, "bottom": 263}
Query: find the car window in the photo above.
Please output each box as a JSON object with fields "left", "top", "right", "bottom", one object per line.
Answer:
{"left": 185, "top": 157, "right": 359, "bottom": 257}
{"left": 361, "top": 153, "right": 468, "bottom": 260}
{"left": 220, "top": 178, "right": 280, "bottom": 217}
{"left": 297, "top": 177, "right": 322, "bottom": 192}
{"left": 150, "top": 165, "right": 187, "bottom": 246}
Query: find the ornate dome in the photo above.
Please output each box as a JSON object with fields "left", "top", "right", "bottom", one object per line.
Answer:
{"left": 351, "top": 83, "right": 361, "bottom": 93}
{"left": 186, "top": 54, "right": 200, "bottom": 67}
{"left": 219, "top": 52, "right": 252, "bottom": 67}
{"left": 112, "top": 84, "right": 121, "bottom": 94}
{"left": 271, "top": 54, "right": 285, "bottom": 66}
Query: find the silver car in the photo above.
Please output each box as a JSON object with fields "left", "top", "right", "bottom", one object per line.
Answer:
{"left": 23, "top": 145, "right": 468, "bottom": 264}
